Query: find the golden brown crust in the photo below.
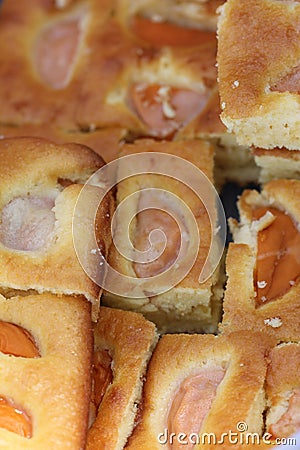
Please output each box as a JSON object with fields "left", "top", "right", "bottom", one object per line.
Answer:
{"left": 0, "top": 292, "right": 92, "bottom": 449}
{"left": 0, "top": 137, "right": 113, "bottom": 319}
{"left": 103, "top": 138, "right": 224, "bottom": 333}
{"left": 221, "top": 244, "right": 300, "bottom": 341}
{"left": 0, "top": 0, "right": 218, "bottom": 137}
{"left": 221, "top": 180, "right": 300, "bottom": 341}
{"left": 217, "top": 0, "right": 300, "bottom": 149}
{"left": 87, "top": 307, "right": 158, "bottom": 450}
{"left": 127, "top": 331, "right": 274, "bottom": 450}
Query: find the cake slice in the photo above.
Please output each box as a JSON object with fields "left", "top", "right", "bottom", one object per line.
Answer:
{"left": 217, "top": 0, "right": 300, "bottom": 149}
{"left": 126, "top": 331, "right": 273, "bottom": 449}
{"left": 221, "top": 179, "right": 300, "bottom": 341}
{"left": 103, "top": 138, "right": 225, "bottom": 333}
{"left": 87, "top": 307, "right": 158, "bottom": 450}
{"left": 0, "top": 292, "right": 92, "bottom": 449}
{"left": 0, "top": 137, "right": 113, "bottom": 319}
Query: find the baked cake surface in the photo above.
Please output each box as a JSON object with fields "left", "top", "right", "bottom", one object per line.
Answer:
{"left": 126, "top": 331, "right": 274, "bottom": 449}
{"left": 103, "top": 138, "right": 225, "bottom": 334}
{"left": 221, "top": 179, "right": 300, "bottom": 341}
{"left": 87, "top": 306, "right": 158, "bottom": 450}
{"left": 0, "top": 124, "right": 125, "bottom": 163}
{"left": 0, "top": 292, "right": 92, "bottom": 449}
{"left": 217, "top": 0, "right": 300, "bottom": 149}
{"left": 0, "top": 137, "right": 113, "bottom": 318}
{"left": 0, "top": 0, "right": 219, "bottom": 139}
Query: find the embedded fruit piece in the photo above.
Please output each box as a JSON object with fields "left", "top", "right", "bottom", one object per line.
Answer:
{"left": 168, "top": 366, "right": 226, "bottom": 450}
{"left": 93, "top": 349, "right": 113, "bottom": 411}
{"left": 133, "top": 190, "right": 188, "bottom": 278}
{"left": 34, "top": 14, "right": 83, "bottom": 89}
{"left": 271, "top": 63, "right": 300, "bottom": 94}
{"left": 269, "top": 389, "right": 300, "bottom": 438}
{"left": 0, "top": 397, "right": 32, "bottom": 438}
{"left": 0, "top": 321, "right": 39, "bottom": 358}
{"left": 0, "top": 196, "right": 55, "bottom": 251}
{"left": 130, "top": 83, "right": 208, "bottom": 137}
{"left": 253, "top": 207, "right": 300, "bottom": 305}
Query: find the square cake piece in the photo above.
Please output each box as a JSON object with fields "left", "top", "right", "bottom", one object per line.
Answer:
{"left": 0, "top": 292, "right": 92, "bottom": 449}
{"left": 87, "top": 307, "right": 158, "bottom": 450}
{"left": 221, "top": 179, "right": 300, "bottom": 341}
{"left": 103, "top": 138, "right": 225, "bottom": 334}
{"left": 126, "top": 331, "right": 274, "bottom": 449}
{"left": 0, "top": 137, "right": 114, "bottom": 319}
{"left": 217, "top": 0, "right": 300, "bottom": 149}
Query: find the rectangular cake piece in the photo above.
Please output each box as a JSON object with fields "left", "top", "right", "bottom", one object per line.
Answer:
{"left": 126, "top": 331, "right": 274, "bottom": 449}
{"left": 221, "top": 179, "right": 300, "bottom": 341}
{"left": 0, "top": 292, "right": 92, "bottom": 449}
{"left": 103, "top": 138, "right": 225, "bottom": 333}
{"left": 87, "top": 307, "right": 158, "bottom": 450}
{"left": 217, "top": 0, "right": 300, "bottom": 150}
{"left": 0, "top": 137, "right": 114, "bottom": 319}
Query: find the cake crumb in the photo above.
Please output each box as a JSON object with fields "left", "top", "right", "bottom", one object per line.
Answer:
{"left": 264, "top": 317, "right": 282, "bottom": 328}
{"left": 157, "top": 86, "right": 176, "bottom": 119}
